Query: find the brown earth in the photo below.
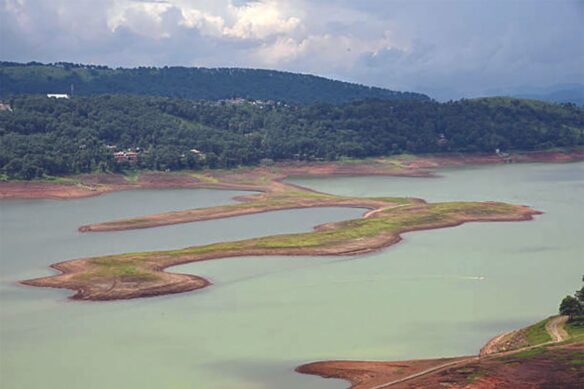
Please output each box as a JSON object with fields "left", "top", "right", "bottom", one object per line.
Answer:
{"left": 296, "top": 358, "right": 472, "bottom": 389}
{"left": 297, "top": 342, "right": 583, "bottom": 389}
{"left": 0, "top": 181, "right": 108, "bottom": 200}
{"left": 297, "top": 315, "right": 582, "bottom": 389}
{"left": 400, "top": 342, "right": 584, "bottom": 389}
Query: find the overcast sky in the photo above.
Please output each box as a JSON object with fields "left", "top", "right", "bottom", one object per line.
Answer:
{"left": 1, "top": 0, "right": 582, "bottom": 100}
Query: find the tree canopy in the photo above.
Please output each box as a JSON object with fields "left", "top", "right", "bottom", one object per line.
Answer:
{"left": 0, "top": 62, "right": 429, "bottom": 104}
{"left": 559, "top": 275, "right": 584, "bottom": 320}
{"left": 1, "top": 95, "right": 582, "bottom": 179}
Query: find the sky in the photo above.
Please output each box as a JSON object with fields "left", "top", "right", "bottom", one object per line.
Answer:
{"left": 1, "top": 0, "right": 583, "bottom": 100}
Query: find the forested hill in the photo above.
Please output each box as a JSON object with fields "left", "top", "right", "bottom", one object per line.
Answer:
{"left": 0, "top": 62, "right": 429, "bottom": 104}
{"left": 1, "top": 95, "right": 582, "bottom": 179}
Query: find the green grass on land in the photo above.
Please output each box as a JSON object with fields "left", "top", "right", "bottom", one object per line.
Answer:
{"left": 82, "top": 256, "right": 157, "bottom": 281}
{"left": 526, "top": 319, "right": 553, "bottom": 346}
{"left": 502, "top": 347, "right": 549, "bottom": 360}
{"left": 565, "top": 317, "right": 584, "bottom": 340}
{"left": 73, "top": 200, "right": 526, "bottom": 285}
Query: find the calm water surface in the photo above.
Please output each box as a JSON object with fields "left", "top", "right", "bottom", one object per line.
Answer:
{"left": 1, "top": 162, "right": 582, "bottom": 389}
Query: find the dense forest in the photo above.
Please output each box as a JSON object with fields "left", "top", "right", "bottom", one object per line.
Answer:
{"left": 1, "top": 95, "right": 582, "bottom": 179}
{"left": 0, "top": 62, "right": 429, "bottom": 104}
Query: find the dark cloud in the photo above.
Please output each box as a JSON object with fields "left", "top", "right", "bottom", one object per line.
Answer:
{"left": 1, "top": 0, "right": 582, "bottom": 99}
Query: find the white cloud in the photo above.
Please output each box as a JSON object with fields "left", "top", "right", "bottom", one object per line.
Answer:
{"left": 107, "top": 0, "right": 178, "bottom": 38}
{"left": 223, "top": 1, "right": 300, "bottom": 39}
{"left": 179, "top": 8, "right": 225, "bottom": 35}
{"left": 1, "top": 0, "right": 582, "bottom": 99}
{"left": 103, "top": 1, "right": 301, "bottom": 40}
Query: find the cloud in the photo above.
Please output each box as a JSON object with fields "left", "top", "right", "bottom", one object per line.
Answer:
{"left": 223, "top": 1, "right": 300, "bottom": 39}
{"left": 1, "top": 0, "right": 582, "bottom": 100}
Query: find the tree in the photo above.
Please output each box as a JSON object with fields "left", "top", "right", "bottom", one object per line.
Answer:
{"left": 559, "top": 295, "right": 583, "bottom": 320}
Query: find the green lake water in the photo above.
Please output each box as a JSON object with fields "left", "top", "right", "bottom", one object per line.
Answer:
{"left": 1, "top": 162, "right": 582, "bottom": 388}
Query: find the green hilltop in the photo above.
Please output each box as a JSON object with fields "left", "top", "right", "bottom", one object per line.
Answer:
{"left": 0, "top": 61, "right": 429, "bottom": 104}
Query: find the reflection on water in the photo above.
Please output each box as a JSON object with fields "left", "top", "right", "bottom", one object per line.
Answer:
{"left": 1, "top": 162, "right": 583, "bottom": 389}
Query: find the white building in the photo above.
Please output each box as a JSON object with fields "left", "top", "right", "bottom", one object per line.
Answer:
{"left": 47, "top": 94, "right": 70, "bottom": 99}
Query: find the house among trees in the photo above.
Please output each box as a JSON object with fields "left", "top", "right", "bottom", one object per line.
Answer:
{"left": 190, "top": 149, "right": 206, "bottom": 159}
{"left": 113, "top": 150, "right": 138, "bottom": 163}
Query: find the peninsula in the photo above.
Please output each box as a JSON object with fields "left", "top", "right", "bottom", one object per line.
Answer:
{"left": 16, "top": 152, "right": 549, "bottom": 300}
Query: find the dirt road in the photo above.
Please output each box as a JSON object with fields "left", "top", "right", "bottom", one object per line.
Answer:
{"left": 367, "top": 357, "right": 479, "bottom": 389}
{"left": 367, "top": 315, "right": 570, "bottom": 388}
{"left": 545, "top": 315, "right": 569, "bottom": 342}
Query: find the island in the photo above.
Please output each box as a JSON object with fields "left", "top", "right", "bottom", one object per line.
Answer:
{"left": 13, "top": 152, "right": 553, "bottom": 301}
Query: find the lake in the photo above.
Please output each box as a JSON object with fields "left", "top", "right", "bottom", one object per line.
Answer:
{"left": 1, "top": 162, "right": 582, "bottom": 389}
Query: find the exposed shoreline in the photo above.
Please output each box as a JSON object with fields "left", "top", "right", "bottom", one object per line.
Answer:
{"left": 296, "top": 316, "right": 583, "bottom": 389}
{"left": 1, "top": 149, "right": 582, "bottom": 200}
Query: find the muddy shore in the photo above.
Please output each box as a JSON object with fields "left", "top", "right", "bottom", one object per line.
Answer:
{"left": 297, "top": 341, "right": 584, "bottom": 389}
{"left": 296, "top": 318, "right": 583, "bottom": 389}
{"left": 1, "top": 149, "right": 582, "bottom": 200}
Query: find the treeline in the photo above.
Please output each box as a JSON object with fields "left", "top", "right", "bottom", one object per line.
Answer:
{"left": 0, "top": 62, "right": 429, "bottom": 104}
{"left": 0, "top": 95, "right": 582, "bottom": 179}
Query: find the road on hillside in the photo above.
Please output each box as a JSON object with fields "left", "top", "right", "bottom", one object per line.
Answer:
{"left": 546, "top": 315, "right": 569, "bottom": 342}
{"left": 370, "top": 315, "right": 570, "bottom": 388}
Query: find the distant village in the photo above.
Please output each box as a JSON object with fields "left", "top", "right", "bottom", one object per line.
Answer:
{"left": 217, "top": 97, "right": 290, "bottom": 109}
{"left": 108, "top": 145, "right": 205, "bottom": 164}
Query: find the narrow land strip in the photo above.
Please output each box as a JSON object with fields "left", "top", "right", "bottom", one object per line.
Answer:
{"left": 21, "top": 199, "right": 539, "bottom": 300}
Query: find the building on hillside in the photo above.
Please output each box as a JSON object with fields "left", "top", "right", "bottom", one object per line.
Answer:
{"left": 0, "top": 102, "right": 13, "bottom": 112}
{"left": 113, "top": 151, "right": 138, "bottom": 163}
{"left": 190, "top": 148, "right": 206, "bottom": 157}
{"left": 47, "top": 94, "right": 70, "bottom": 99}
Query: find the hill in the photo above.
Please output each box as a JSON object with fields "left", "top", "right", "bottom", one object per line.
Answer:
{"left": 0, "top": 95, "right": 582, "bottom": 179}
{"left": 0, "top": 62, "right": 429, "bottom": 104}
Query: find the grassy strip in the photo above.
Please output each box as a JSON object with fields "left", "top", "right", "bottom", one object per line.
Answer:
{"left": 565, "top": 318, "right": 584, "bottom": 341}
{"left": 74, "top": 201, "right": 527, "bottom": 285}
{"left": 501, "top": 347, "right": 549, "bottom": 360}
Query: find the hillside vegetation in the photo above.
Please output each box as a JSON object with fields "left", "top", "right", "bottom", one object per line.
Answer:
{"left": 0, "top": 62, "right": 428, "bottom": 104}
{"left": 0, "top": 95, "right": 582, "bottom": 179}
